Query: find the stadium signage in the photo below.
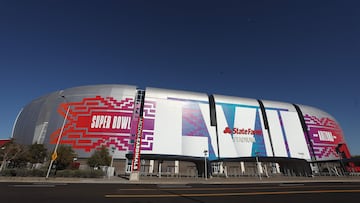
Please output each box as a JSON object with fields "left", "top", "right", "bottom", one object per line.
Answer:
{"left": 232, "top": 136, "right": 256, "bottom": 143}
{"left": 49, "top": 96, "right": 155, "bottom": 153}
{"left": 90, "top": 115, "right": 131, "bottom": 130}
{"left": 223, "top": 127, "right": 262, "bottom": 135}
{"left": 317, "top": 130, "right": 334, "bottom": 142}
{"left": 132, "top": 117, "right": 143, "bottom": 171}
{"left": 223, "top": 127, "right": 262, "bottom": 143}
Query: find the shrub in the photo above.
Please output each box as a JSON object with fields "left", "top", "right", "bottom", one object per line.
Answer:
{"left": 55, "top": 169, "right": 105, "bottom": 178}
{"left": 0, "top": 168, "right": 104, "bottom": 178}
{"left": 0, "top": 168, "right": 47, "bottom": 177}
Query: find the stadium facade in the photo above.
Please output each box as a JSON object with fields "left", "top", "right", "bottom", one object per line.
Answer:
{"left": 12, "top": 84, "right": 354, "bottom": 177}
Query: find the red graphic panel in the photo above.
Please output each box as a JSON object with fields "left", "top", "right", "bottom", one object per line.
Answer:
{"left": 50, "top": 96, "right": 135, "bottom": 152}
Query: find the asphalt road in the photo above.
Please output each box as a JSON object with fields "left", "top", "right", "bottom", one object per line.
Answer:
{"left": 1, "top": 181, "right": 360, "bottom": 203}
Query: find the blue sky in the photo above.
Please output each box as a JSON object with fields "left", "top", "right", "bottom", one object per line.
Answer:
{"left": 0, "top": 0, "right": 359, "bottom": 155}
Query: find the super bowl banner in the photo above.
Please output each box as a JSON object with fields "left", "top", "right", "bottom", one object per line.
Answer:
{"left": 50, "top": 96, "right": 155, "bottom": 158}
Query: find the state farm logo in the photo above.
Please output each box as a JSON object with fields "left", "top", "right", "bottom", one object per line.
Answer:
{"left": 223, "top": 127, "right": 262, "bottom": 135}
{"left": 223, "top": 127, "right": 262, "bottom": 143}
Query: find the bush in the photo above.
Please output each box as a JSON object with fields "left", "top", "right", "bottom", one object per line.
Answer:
{"left": 0, "top": 169, "right": 47, "bottom": 177}
{"left": 30, "top": 169, "right": 47, "bottom": 177}
{"left": 0, "top": 169, "right": 17, "bottom": 176}
{"left": 55, "top": 169, "right": 105, "bottom": 178}
{"left": 54, "top": 145, "right": 76, "bottom": 170}
{"left": 87, "top": 146, "right": 111, "bottom": 168}
{"left": 0, "top": 168, "right": 104, "bottom": 178}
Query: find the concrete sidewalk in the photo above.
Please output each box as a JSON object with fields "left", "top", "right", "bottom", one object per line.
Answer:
{"left": 2, "top": 175, "right": 360, "bottom": 184}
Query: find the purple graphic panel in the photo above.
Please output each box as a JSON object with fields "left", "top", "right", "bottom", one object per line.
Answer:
{"left": 304, "top": 114, "right": 347, "bottom": 160}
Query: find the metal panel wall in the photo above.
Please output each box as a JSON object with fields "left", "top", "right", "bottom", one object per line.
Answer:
{"left": 213, "top": 95, "right": 270, "bottom": 158}
{"left": 262, "top": 100, "right": 311, "bottom": 160}
{"left": 299, "top": 104, "right": 349, "bottom": 161}
{"left": 142, "top": 87, "right": 214, "bottom": 159}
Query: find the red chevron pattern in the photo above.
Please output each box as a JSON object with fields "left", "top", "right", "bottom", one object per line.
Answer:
{"left": 50, "top": 96, "right": 138, "bottom": 152}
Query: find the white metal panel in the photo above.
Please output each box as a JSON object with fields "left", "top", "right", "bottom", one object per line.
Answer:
{"left": 109, "top": 84, "right": 138, "bottom": 97}
{"left": 216, "top": 105, "right": 238, "bottom": 158}
{"left": 298, "top": 104, "right": 336, "bottom": 119}
{"left": 150, "top": 99, "right": 182, "bottom": 155}
{"left": 213, "top": 94, "right": 259, "bottom": 106}
{"left": 267, "top": 110, "right": 288, "bottom": 157}
{"left": 182, "top": 136, "right": 209, "bottom": 157}
{"left": 261, "top": 100, "right": 296, "bottom": 111}
{"left": 233, "top": 107, "right": 256, "bottom": 157}
{"left": 146, "top": 87, "right": 208, "bottom": 101}
{"left": 258, "top": 110, "right": 273, "bottom": 156}
{"left": 281, "top": 111, "right": 311, "bottom": 160}
{"left": 199, "top": 103, "right": 218, "bottom": 157}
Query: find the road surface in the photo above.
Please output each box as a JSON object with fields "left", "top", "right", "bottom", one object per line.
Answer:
{"left": 1, "top": 181, "right": 360, "bottom": 203}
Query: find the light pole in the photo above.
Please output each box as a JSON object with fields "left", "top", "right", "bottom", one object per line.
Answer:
{"left": 110, "top": 146, "right": 116, "bottom": 168}
{"left": 204, "top": 150, "right": 208, "bottom": 180}
{"left": 255, "top": 151, "right": 262, "bottom": 180}
{"left": 46, "top": 95, "right": 70, "bottom": 179}
{"left": 0, "top": 146, "right": 6, "bottom": 172}
{"left": 108, "top": 146, "right": 116, "bottom": 179}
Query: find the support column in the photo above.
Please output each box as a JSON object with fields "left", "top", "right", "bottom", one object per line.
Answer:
{"left": 158, "top": 161, "right": 162, "bottom": 178}
{"left": 240, "top": 161, "right": 245, "bottom": 175}
{"left": 175, "top": 160, "right": 179, "bottom": 175}
{"left": 149, "top": 160, "right": 154, "bottom": 174}
{"left": 275, "top": 163, "right": 281, "bottom": 173}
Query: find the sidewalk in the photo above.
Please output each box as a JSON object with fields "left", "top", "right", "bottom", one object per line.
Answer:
{"left": 2, "top": 175, "right": 360, "bottom": 185}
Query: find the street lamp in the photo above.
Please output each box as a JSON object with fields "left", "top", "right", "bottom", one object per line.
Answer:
{"left": 46, "top": 95, "right": 70, "bottom": 179}
{"left": 204, "top": 150, "right": 208, "bottom": 180}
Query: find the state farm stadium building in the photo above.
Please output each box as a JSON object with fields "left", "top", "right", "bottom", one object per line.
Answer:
{"left": 12, "top": 84, "right": 355, "bottom": 177}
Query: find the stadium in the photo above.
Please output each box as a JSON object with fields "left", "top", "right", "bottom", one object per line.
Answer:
{"left": 11, "top": 84, "right": 355, "bottom": 178}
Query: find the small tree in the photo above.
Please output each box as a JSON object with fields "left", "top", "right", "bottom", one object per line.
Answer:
{"left": 0, "top": 139, "right": 25, "bottom": 171}
{"left": 28, "top": 144, "right": 48, "bottom": 164}
{"left": 11, "top": 148, "right": 29, "bottom": 169}
{"left": 54, "top": 145, "right": 76, "bottom": 170}
{"left": 87, "top": 146, "right": 111, "bottom": 168}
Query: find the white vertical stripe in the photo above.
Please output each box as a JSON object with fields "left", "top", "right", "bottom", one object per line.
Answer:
{"left": 281, "top": 111, "right": 311, "bottom": 160}
{"left": 216, "top": 105, "right": 238, "bottom": 158}
{"left": 233, "top": 107, "right": 256, "bottom": 156}
{"left": 267, "top": 110, "right": 288, "bottom": 157}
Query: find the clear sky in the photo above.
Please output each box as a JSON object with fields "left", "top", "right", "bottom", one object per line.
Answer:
{"left": 0, "top": 0, "right": 359, "bottom": 155}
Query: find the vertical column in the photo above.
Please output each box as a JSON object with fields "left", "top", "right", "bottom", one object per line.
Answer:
{"left": 158, "top": 161, "right": 162, "bottom": 178}
{"left": 175, "top": 160, "right": 179, "bottom": 175}
{"left": 130, "top": 90, "right": 145, "bottom": 181}
{"left": 275, "top": 163, "right": 281, "bottom": 173}
{"left": 240, "top": 161, "right": 245, "bottom": 175}
{"left": 149, "top": 160, "right": 154, "bottom": 174}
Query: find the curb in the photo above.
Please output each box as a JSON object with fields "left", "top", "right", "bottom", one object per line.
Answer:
{"left": 2, "top": 176, "right": 360, "bottom": 185}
